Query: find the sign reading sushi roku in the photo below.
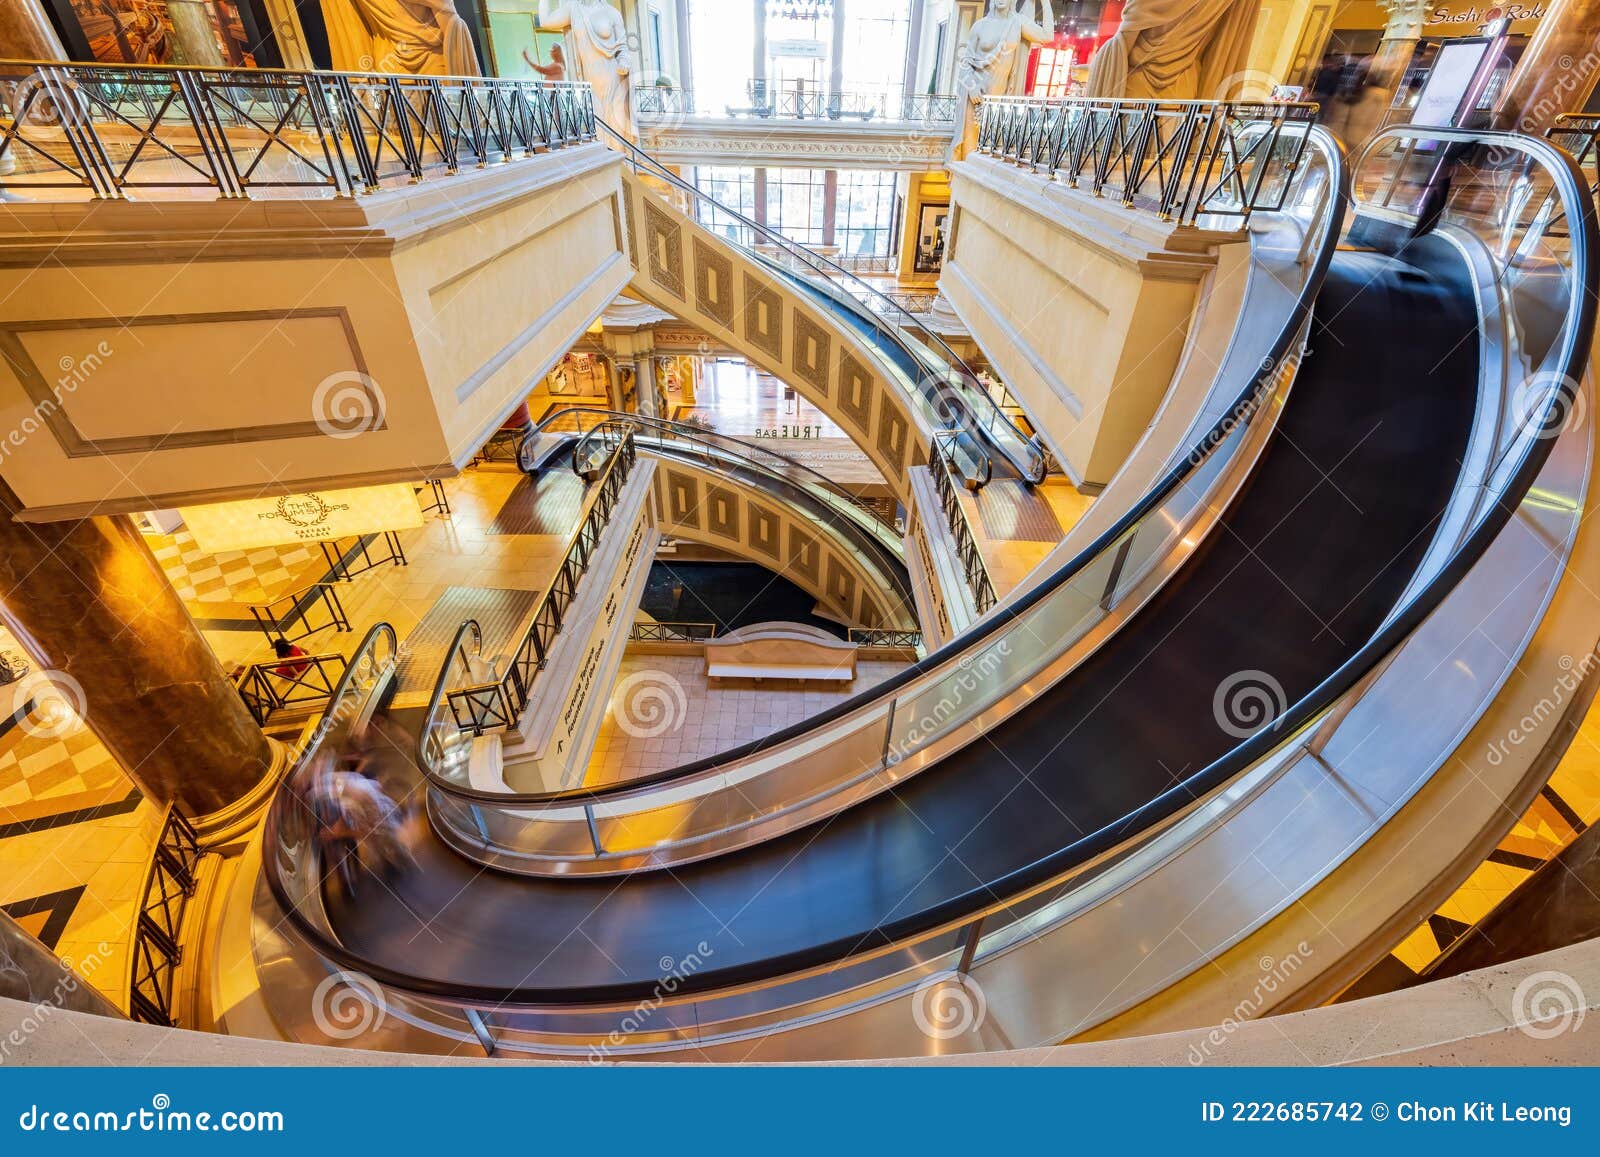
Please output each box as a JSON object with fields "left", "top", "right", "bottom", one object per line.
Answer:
{"left": 179, "top": 484, "right": 424, "bottom": 553}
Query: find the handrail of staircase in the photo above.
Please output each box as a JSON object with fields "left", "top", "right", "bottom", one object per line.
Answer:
{"left": 594, "top": 117, "right": 1045, "bottom": 483}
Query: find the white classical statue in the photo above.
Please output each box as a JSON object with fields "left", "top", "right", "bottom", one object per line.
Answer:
{"left": 949, "top": 0, "right": 1054, "bottom": 162}
{"left": 320, "top": 0, "right": 482, "bottom": 76}
{"left": 538, "top": 0, "right": 634, "bottom": 139}
{"left": 1084, "top": 0, "right": 1259, "bottom": 101}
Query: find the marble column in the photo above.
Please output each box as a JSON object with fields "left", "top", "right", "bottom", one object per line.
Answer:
{"left": 164, "top": 0, "right": 228, "bottom": 67}
{"left": 1367, "top": 0, "right": 1429, "bottom": 94}
{"left": 0, "top": 0, "right": 68, "bottom": 61}
{"left": 634, "top": 354, "right": 660, "bottom": 418}
{"left": 0, "top": 489, "right": 272, "bottom": 819}
{"left": 675, "top": 0, "right": 695, "bottom": 92}
{"left": 1496, "top": 0, "right": 1600, "bottom": 134}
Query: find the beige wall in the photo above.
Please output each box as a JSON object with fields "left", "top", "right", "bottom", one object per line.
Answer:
{"left": 943, "top": 157, "right": 1231, "bottom": 488}
{"left": 618, "top": 169, "right": 933, "bottom": 502}
{"left": 0, "top": 145, "right": 628, "bottom": 520}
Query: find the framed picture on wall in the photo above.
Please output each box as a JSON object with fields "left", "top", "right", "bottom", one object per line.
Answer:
{"left": 914, "top": 203, "right": 949, "bottom": 275}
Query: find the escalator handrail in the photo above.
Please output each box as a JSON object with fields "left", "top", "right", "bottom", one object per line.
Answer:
{"left": 268, "top": 126, "right": 1596, "bottom": 1009}
{"left": 597, "top": 118, "right": 1045, "bottom": 481}
{"left": 385, "top": 126, "right": 1350, "bottom": 809}
{"left": 415, "top": 618, "right": 485, "bottom": 772}
{"left": 261, "top": 126, "right": 1355, "bottom": 1002}
{"left": 524, "top": 405, "right": 901, "bottom": 545}
{"left": 563, "top": 416, "right": 915, "bottom": 613}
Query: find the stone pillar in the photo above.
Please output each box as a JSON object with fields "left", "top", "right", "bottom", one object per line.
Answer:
{"left": 902, "top": 0, "right": 926, "bottom": 108}
{"left": 675, "top": 0, "right": 695, "bottom": 93}
{"left": 634, "top": 354, "right": 661, "bottom": 418}
{"left": 1496, "top": 0, "right": 1600, "bottom": 134}
{"left": 0, "top": 490, "right": 272, "bottom": 820}
{"left": 830, "top": 0, "right": 847, "bottom": 103}
{"left": 753, "top": 0, "right": 767, "bottom": 95}
{"left": 1368, "top": 0, "right": 1429, "bottom": 93}
{"left": 164, "top": 0, "right": 227, "bottom": 67}
{"left": 0, "top": 0, "right": 67, "bottom": 61}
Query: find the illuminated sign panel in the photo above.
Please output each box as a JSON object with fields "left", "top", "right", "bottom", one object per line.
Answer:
{"left": 179, "top": 484, "right": 424, "bottom": 553}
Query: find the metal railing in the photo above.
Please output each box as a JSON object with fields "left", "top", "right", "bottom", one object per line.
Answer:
{"left": 1552, "top": 114, "right": 1600, "bottom": 202}
{"left": 259, "top": 126, "right": 1600, "bottom": 1056}
{"left": 526, "top": 407, "right": 914, "bottom": 621}
{"left": 848, "top": 628, "right": 923, "bottom": 650}
{"left": 447, "top": 430, "right": 639, "bottom": 734}
{"left": 262, "top": 125, "right": 1350, "bottom": 990}
{"left": 128, "top": 807, "right": 201, "bottom": 1027}
{"left": 234, "top": 651, "right": 349, "bottom": 727}
{"left": 976, "top": 96, "right": 1317, "bottom": 228}
{"left": 319, "top": 531, "right": 407, "bottom": 582}
{"left": 247, "top": 582, "right": 350, "bottom": 647}
{"left": 602, "top": 121, "right": 1044, "bottom": 484}
{"left": 629, "top": 621, "right": 719, "bottom": 643}
{"left": 524, "top": 405, "right": 902, "bottom": 544}
{"left": 0, "top": 59, "right": 596, "bottom": 200}
{"left": 636, "top": 83, "right": 957, "bottom": 125}
{"left": 928, "top": 435, "right": 998, "bottom": 615}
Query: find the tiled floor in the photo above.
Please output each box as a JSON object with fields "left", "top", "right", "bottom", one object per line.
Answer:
{"left": 198, "top": 468, "right": 575, "bottom": 676}
{"left": 1386, "top": 691, "right": 1600, "bottom": 973}
{"left": 150, "top": 531, "right": 327, "bottom": 609}
{"left": 585, "top": 653, "right": 909, "bottom": 785}
{"left": 0, "top": 701, "right": 156, "bottom": 1009}
{"left": 672, "top": 361, "right": 885, "bottom": 489}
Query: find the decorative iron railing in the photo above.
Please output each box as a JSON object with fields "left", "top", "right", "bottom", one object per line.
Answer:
{"left": 0, "top": 60, "right": 596, "bottom": 200}
{"left": 929, "top": 435, "right": 997, "bottom": 615}
{"left": 246, "top": 582, "right": 351, "bottom": 647}
{"left": 1552, "top": 114, "right": 1600, "bottom": 203}
{"left": 975, "top": 96, "right": 1317, "bottom": 228}
{"left": 629, "top": 621, "right": 719, "bottom": 643}
{"left": 127, "top": 807, "right": 201, "bottom": 1027}
{"left": 447, "top": 430, "right": 638, "bottom": 734}
{"left": 319, "top": 530, "right": 407, "bottom": 582}
{"left": 234, "top": 651, "right": 349, "bottom": 727}
{"left": 848, "top": 628, "right": 923, "bottom": 650}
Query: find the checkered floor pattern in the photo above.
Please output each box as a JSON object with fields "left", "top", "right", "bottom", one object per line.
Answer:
{"left": 0, "top": 721, "right": 131, "bottom": 823}
{"left": 149, "top": 530, "right": 326, "bottom": 605}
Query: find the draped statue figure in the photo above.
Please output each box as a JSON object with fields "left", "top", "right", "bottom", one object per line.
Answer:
{"left": 1084, "top": 0, "right": 1260, "bottom": 101}
{"left": 320, "top": 0, "right": 482, "bottom": 76}
{"left": 538, "top": 0, "right": 634, "bottom": 139}
{"left": 949, "top": 0, "right": 1054, "bottom": 162}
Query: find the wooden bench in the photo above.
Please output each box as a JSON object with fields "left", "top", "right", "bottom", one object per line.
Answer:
{"left": 703, "top": 623, "right": 858, "bottom": 684}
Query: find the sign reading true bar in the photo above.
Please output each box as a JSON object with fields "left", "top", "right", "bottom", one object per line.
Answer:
{"left": 179, "top": 484, "right": 424, "bottom": 553}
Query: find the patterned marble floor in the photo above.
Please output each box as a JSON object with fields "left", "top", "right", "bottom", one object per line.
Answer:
{"left": 0, "top": 699, "right": 155, "bottom": 1009}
